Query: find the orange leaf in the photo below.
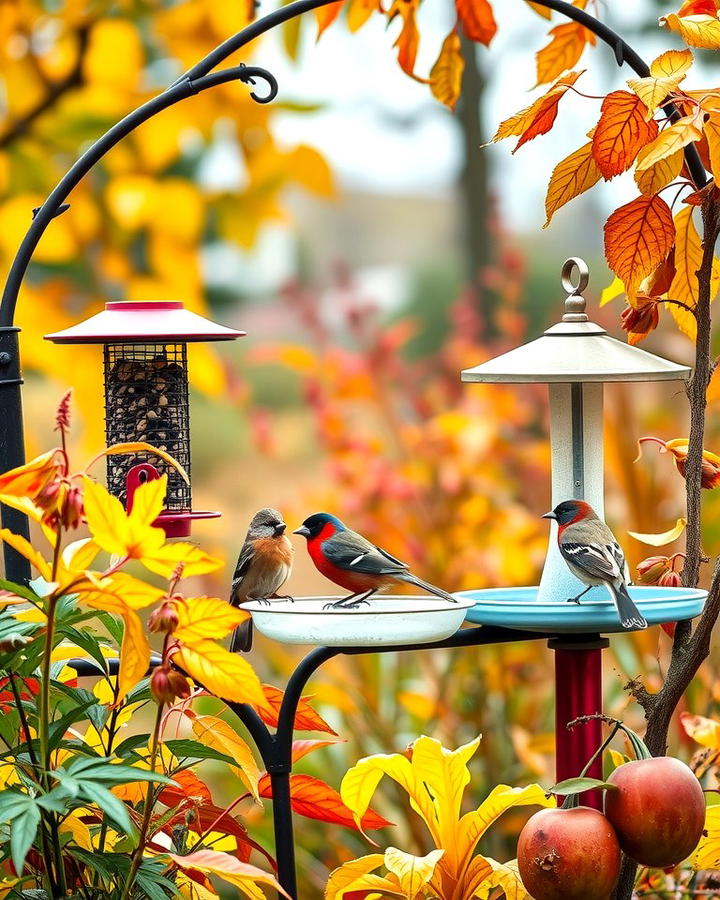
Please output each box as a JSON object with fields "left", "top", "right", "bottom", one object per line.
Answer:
{"left": 430, "top": 30, "right": 464, "bottom": 111}
{"left": 592, "top": 91, "right": 658, "bottom": 179}
{"left": 604, "top": 194, "right": 675, "bottom": 294}
{"left": 258, "top": 684, "right": 338, "bottom": 735}
{"left": 258, "top": 773, "right": 392, "bottom": 831}
{"left": 677, "top": 0, "right": 719, "bottom": 14}
{"left": 491, "top": 70, "right": 583, "bottom": 151}
{"left": 544, "top": 140, "right": 602, "bottom": 227}
{"left": 535, "top": 22, "right": 594, "bottom": 86}
{"left": 525, "top": 1, "right": 552, "bottom": 18}
{"left": 660, "top": 12, "right": 720, "bottom": 49}
{"left": 159, "top": 769, "right": 212, "bottom": 806}
{"left": 387, "top": 0, "right": 420, "bottom": 75}
{"left": 456, "top": 0, "right": 497, "bottom": 46}
{"left": 291, "top": 738, "right": 345, "bottom": 763}
{"left": 347, "top": 0, "right": 378, "bottom": 31}
{"left": 315, "top": 0, "right": 344, "bottom": 39}
{"left": 704, "top": 112, "right": 720, "bottom": 188}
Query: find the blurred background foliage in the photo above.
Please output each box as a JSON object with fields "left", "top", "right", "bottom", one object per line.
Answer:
{"left": 1, "top": 0, "right": 718, "bottom": 896}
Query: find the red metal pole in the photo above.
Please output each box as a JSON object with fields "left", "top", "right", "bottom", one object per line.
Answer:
{"left": 551, "top": 637, "right": 609, "bottom": 810}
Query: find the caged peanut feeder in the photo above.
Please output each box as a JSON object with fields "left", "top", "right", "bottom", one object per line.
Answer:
{"left": 45, "top": 300, "right": 244, "bottom": 537}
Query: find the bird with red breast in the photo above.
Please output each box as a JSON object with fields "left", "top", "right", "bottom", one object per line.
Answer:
{"left": 543, "top": 499, "right": 647, "bottom": 630}
{"left": 293, "top": 512, "right": 457, "bottom": 608}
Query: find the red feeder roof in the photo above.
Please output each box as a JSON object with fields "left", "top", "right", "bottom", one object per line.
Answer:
{"left": 44, "top": 301, "right": 245, "bottom": 344}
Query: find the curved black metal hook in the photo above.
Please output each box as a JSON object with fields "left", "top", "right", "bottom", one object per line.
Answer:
{"left": 184, "top": 64, "right": 279, "bottom": 104}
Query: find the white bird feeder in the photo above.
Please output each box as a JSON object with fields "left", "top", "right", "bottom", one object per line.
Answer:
{"left": 459, "top": 258, "right": 704, "bottom": 631}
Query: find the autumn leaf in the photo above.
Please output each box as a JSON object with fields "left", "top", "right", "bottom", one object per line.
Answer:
{"left": 491, "top": 71, "right": 584, "bottom": 152}
{"left": 693, "top": 806, "right": 720, "bottom": 870}
{"left": 315, "top": 0, "right": 344, "bottom": 39}
{"left": 387, "top": 0, "right": 420, "bottom": 76}
{"left": 628, "top": 517, "right": 687, "bottom": 546}
{"left": 174, "top": 596, "right": 248, "bottom": 644}
{"left": 635, "top": 114, "right": 704, "bottom": 173}
{"left": 456, "top": 0, "right": 497, "bottom": 46}
{"left": 604, "top": 195, "right": 675, "bottom": 296}
{"left": 680, "top": 711, "right": 720, "bottom": 748}
{"left": 174, "top": 641, "right": 266, "bottom": 707}
{"left": 525, "top": 1, "right": 552, "bottom": 18}
{"left": 258, "top": 684, "right": 338, "bottom": 735}
{"left": 140, "top": 542, "right": 224, "bottom": 579}
{"left": 430, "top": 31, "right": 464, "bottom": 111}
{"left": 660, "top": 12, "right": 720, "bottom": 49}
{"left": 258, "top": 773, "right": 392, "bottom": 831}
{"left": 325, "top": 855, "right": 395, "bottom": 900}
{"left": 636, "top": 437, "right": 720, "bottom": 489}
{"left": 592, "top": 91, "right": 658, "bottom": 179}
{"left": 82, "top": 475, "right": 166, "bottom": 560}
{"left": 704, "top": 113, "right": 720, "bottom": 187}
{"left": 0, "top": 449, "right": 63, "bottom": 500}
{"left": 535, "top": 22, "right": 594, "bottom": 87}
{"left": 384, "top": 847, "right": 444, "bottom": 895}
{"left": 347, "top": 0, "right": 378, "bottom": 32}
{"left": 169, "top": 850, "right": 290, "bottom": 899}
{"left": 627, "top": 49, "right": 693, "bottom": 119}
{"left": 665, "top": 206, "right": 720, "bottom": 339}
{"left": 0, "top": 529, "right": 52, "bottom": 581}
{"left": 635, "top": 149, "right": 684, "bottom": 196}
{"left": 544, "top": 141, "right": 602, "bottom": 227}
{"left": 191, "top": 714, "right": 262, "bottom": 801}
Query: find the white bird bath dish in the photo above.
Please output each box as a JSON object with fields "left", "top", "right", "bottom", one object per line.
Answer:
{"left": 244, "top": 595, "right": 476, "bottom": 646}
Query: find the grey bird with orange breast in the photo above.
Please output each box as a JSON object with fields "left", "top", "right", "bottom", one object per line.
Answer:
{"left": 543, "top": 499, "right": 647, "bottom": 630}
{"left": 229, "top": 508, "right": 294, "bottom": 652}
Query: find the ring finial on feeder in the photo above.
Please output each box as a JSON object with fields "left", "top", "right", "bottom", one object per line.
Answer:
{"left": 561, "top": 257, "right": 590, "bottom": 323}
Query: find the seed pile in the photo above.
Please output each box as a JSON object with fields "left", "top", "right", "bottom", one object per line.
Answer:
{"left": 104, "top": 345, "right": 191, "bottom": 510}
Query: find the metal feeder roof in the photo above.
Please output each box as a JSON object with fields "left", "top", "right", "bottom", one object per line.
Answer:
{"left": 461, "top": 258, "right": 691, "bottom": 384}
{"left": 44, "top": 300, "right": 245, "bottom": 344}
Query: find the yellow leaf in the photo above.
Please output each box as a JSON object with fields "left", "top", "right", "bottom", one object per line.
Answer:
{"left": 140, "top": 542, "right": 224, "bottom": 579}
{"left": 681, "top": 711, "right": 720, "bottom": 749}
{"left": 347, "top": 0, "right": 377, "bottom": 32}
{"left": 340, "top": 751, "right": 417, "bottom": 838}
{"left": 325, "top": 855, "right": 394, "bottom": 900}
{"left": 174, "top": 641, "right": 266, "bottom": 707}
{"left": 692, "top": 805, "right": 720, "bottom": 869}
{"left": 600, "top": 276, "right": 626, "bottom": 306}
{"left": 89, "top": 443, "right": 189, "bottom": 484}
{"left": 83, "top": 20, "right": 144, "bottom": 89}
{"left": 82, "top": 476, "right": 166, "bottom": 560}
{"left": 315, "top": 0, "right": 343, "bottom": 39}
{"left": 190, "top": 714, "right": 261, "bottom": 801}
{"left": 288, "top": 145, "right": 335, "bottom": 197}
{"left": 105, "top": 176, "right": 157, "bottom": 229}
{"left": 635, "top": 115, "right": 704, "bottom": 172}
{"left": 430, "top": 31, "right": 465, "bottom": 112}
{"left": 627, "top": 49, "right": 693, "bottom": 119}
{"left": 704, "top": 112, "right": 720, "bottom": 188}
{"left": 635, "top": 148, "right": 684, "bottom": 196}
{"left": 177, "top": 873, "right": 219, "bottom": 900}
{"left": 544, "top": 140, "right": 602, "bottom": 227}
{"left": 61, "top": 538, "right": 101, "bottom": 573}
{"left": 535, "top": 22, "right": 594, "bottom": 87}
{"left": 628, "top": 517, "right": 686, "bottom": 546}
{"left": 175, "top": 597, "right": 248, "bottom": 643}
{"left": 0, "top": 449, "right": 62, "bottom": 499}
{"left": 0, "top": 494, "right": 44, "bottom": 526}
{"left": 59, "top": 809, "right": 93, "bottom": 850}
{"left": 455, "top": 784, "right": 555, "bottom": 872}
{"left": 526, "top": 1, "right": 552, "bottom": 18}
{"left": 481, "top": 858, "right": 531, "bottom": 900}
{"left": 0, "top": 529, "right": 52, "bottom": 581}
{"left": 98, "top": 572, "right": 167, "bottom": 610}
{"left": 665, "top": 206, "right": 720, "bottom": 340}
{"left": 660, "top": 13, "right": 720, "bottom": 50}
{"left": 169, "top": 849, "right": 290, "bottom": 899}
{"left": 384, "top": 847, "right": 444, "bottom": 895}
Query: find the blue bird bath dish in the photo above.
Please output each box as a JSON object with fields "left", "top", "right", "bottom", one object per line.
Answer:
{"left": 458, "top": 586, "right": 707, "bottom": 634}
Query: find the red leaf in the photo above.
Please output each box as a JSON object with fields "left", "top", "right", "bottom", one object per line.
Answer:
{"left": 258, "top": 774, "right": 392, "bottom": 831}
{"left": 163, "top": 802, "right": 275, "bottom": 868}
{"left": 455, "top": 0, "right": 497, "bottom": 46}
{"left": 592, "top": 91, "right": 658, "bottom": 179}
{"left": 158, "top": 770, "right": 212, "bottom": 806}
{"left": 677, "top": 0, "right": 718, "bottom": 15}
{"left": 258, "top": 684, "right": 338, "bottom": 735}
{"left": 514, "top": 71, "right": 584, "bottom": 152}
{"left": 291, "top": 738, "right": 345, "bottom": 763}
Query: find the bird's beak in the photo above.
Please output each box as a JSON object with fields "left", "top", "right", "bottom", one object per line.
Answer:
{"left": 274, "top": 522, "right": 287, "bottom": 536}
{"left": 542, "top": 511, "right": 557, "bottom": 520}
{"left": 293, "top": 525, "right": 311, "bottom": 537}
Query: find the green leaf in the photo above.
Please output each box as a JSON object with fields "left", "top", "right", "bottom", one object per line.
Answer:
{"left": 163, "top": 739, "right": 238, "bottom": 767}
{"left": 0, "top": 790, "right": 40, "bottom": 874}
{"left": 55, "top": 625, "right": 111, "bottom": 675}
{"left": 48, "top": 699, "right": 98, "bottom": 750}
{"left": 552, "top": 777, "right": 619, "bottom": 795}
{"left": 124, "top": 678, "right": 152, "bottom": 706}
{"left": 0, "top": 579, "right": 42, "bottom": 605}
{"left": 114, "top": 733, "right": 151, "bottom": 759}
{"left": 51, "top": 681, "right": 108, "bottom": 734}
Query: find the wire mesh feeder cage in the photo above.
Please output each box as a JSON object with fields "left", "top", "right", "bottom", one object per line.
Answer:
{"left": 45, "top": 300, "right": 244, "bottom": 537}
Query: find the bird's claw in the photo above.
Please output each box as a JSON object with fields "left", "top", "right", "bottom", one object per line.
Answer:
{"left": 566, "top": 597, "right": 583, "bottom": 605}
{"left": 323, "top": 596, "right": 372, "bottom": 610}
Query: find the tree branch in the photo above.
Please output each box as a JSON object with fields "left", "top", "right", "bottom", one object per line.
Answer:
{"left": 0, "top": 25, "right": 89, "bottom": 149}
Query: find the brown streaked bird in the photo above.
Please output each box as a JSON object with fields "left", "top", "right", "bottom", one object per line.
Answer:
{"left": 229, "top": 508, "right": 293, "bottom": 652}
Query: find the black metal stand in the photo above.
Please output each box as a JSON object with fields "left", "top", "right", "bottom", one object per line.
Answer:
{"left": 7, "top": 1, "right": 711, "bottom": 897}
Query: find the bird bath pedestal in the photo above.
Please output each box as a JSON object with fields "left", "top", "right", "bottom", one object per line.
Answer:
{"left": 459, "top": 259, "right": 705, "bottom": 798}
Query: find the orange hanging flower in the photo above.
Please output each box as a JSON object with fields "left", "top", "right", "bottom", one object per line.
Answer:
{"left": 636, "top": 437, "right": 720, "bottom": 489}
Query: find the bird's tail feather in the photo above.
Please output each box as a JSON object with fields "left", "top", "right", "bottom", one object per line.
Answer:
{"left": 230, "top": 619, "right": 253, "bottom": 653}
{"left": 397, "top": 573, "right": 457, "bottom": 603}
{"left": 612, "top": 582, "right": 647, "bottom": 630}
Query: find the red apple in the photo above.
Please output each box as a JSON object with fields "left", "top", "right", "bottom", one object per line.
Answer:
{"left": 604, "top": 757, "right": 705, "bottom": 868}
{"left": 517, "top": 806, "right": 621, "bottom": 899}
